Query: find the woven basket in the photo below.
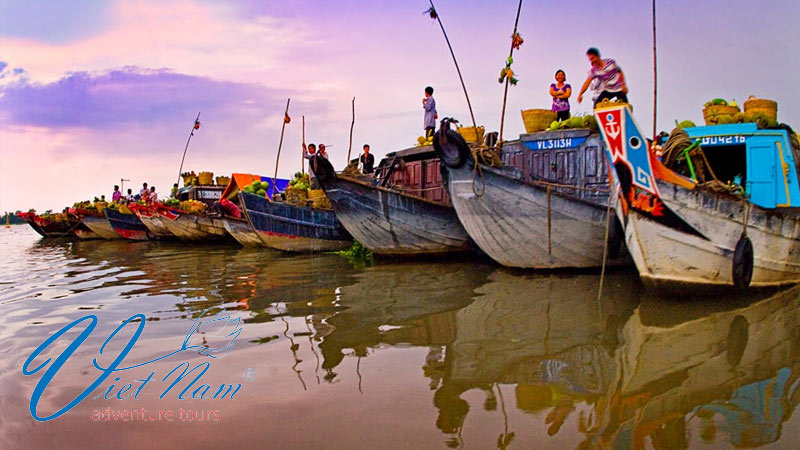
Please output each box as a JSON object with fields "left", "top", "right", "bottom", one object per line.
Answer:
{"left": 308, "top": 189, "right": 332, "bottom": 209}
{"left": 216, "top": 176, "right": 231, "bottom": 186}
{"left": 457, "top": 125, "right": 485, "bottom": 144}
{"left": 521, "top": 109, "right": 557, "bottom": 133}
{"left": 284, "top": 187, "right": 308, "bottom": 207}
{"left": 198, "top": 171, "right": 214, "bottom": 185}
{"left": 182, "top": 175, "right": 197, "bottom": 186}
{"left": 702, "top": 105, "right": 740, "bottom": 125}
{"left": 743, "top": 98, "right": 777, "bottom": 122}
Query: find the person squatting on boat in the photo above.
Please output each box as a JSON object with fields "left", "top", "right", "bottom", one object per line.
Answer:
{"left": 550, "top": 69, "right": 572, "bottom": 121}
{"left": 577, "top": 47, "right": 628, "bottom": 107}
{"left": 360, "top": 144, "right": 375, "bottom": 175}
{"left": 423, "top": 86, "right": 438, "bottom": 138}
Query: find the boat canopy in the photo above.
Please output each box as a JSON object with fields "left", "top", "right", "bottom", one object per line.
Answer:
{"left": 684, "top": 123, "right": 800, "bottom": 208}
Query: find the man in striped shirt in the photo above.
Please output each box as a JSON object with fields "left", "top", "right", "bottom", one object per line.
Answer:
{"left": 577, "top": 47, "right": 629, "bottom": 107}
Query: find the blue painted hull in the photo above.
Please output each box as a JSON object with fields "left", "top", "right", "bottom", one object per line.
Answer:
{"left": 105, "top": 208, "right": 150, "bottom": 241}
{"left": 240, "top": 192, "right": 352, "bottom": 252}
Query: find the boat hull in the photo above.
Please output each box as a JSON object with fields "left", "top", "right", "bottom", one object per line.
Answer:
{"left": 622, "top": 180, "right": 800, "bottom": 289}
{"left": 20, "top": 214, "right": 73, "bottom": 237}
{"left": 221, "top": 216, "right": 264, "bottom": 246}
{"left": 82, "top": 215, "right": 122, "bottom": 239}
{"left": 241, "top": 192, "right": 351, "bottom": 252}
{"left": 446, "top": 163, "right": 626, "bottom": 269}
{"left": 160, "top": 213, "right": 232, "bottom": 243}
{"left": 130, "top": 205, "right": 175, "bottom": 239}
{"left": 72, "top": 226, "right": 101, "bottom": 240}
{"left": 319, "top": 175, "right": 471, "bottom": 255}
{"left": 105, "top": 208, "right": 150, "bottom": 241}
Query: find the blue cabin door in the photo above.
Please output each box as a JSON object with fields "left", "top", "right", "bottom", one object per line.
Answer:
{"left": 746, "top": 137, "right": 778, "bottom": 208}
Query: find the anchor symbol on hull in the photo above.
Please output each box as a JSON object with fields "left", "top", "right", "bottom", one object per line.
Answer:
{"left": 605, "top": 118, "right": 621, "bottom": 140}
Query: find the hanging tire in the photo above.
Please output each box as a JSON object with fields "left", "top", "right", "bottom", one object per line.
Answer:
{"left": 312, "top": 154, "right": 335, "bottom": 183}
{"left": 433, "top": 128, "right": 470, "bottom": 169}
{"left": 732, "top": 234, "right": 753, "bottom": 289}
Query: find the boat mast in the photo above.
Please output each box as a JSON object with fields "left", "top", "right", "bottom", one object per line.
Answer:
{"left": 177, "top": 112, "right": 201, "bottom": 188}
{"left": 498, "top": 0, "right": 524, "bottom": 148}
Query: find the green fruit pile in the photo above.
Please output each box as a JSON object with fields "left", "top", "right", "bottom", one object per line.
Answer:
{"left": 288, "top": 172, "right": 310, "bottom": 191}
{"left": 548, "top": 115, "right": 598, "bottom": 131}
{"left": 676, "top": 120, "right": 696, "bottom": 129}
{"left": 164, "top": 198, "right": 180, "bottom": 207}
{"left": 244, "top": 180, "right": 271, "bottom": 197}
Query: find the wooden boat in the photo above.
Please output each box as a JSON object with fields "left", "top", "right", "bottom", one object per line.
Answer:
{"left": 66, "top": 208, "right": 103, "bottom": 240}
{"left": 81, "top": 213, "right": 122, "bottom": 239}
{"left": 128, "top": 203, "right": 175, "bottom": 239}
{"left": 219, "top": 173, "right": 289, "bottom": 247}
{"left": 17, "top": 211, "right": 74, "bottom": 237}
{"left": 161, "top": 211, "right": 232, "bottom": 243}
{"left": 312, "top": 148, "right": 472, "bottom": 256}
{"left": 435, "top": 126, "right": 628, "bottom": 268}
{"left": 240, "top": 191, "right": 352, "bottom": 252}
{"left": 156, "top": 184, "right": 233, "bottom": 243}
{"left": 594, "top": 103, "right": 800, "bottom": 290}
{"left": 104, "top": 207, "right": 151, "bottom": 240}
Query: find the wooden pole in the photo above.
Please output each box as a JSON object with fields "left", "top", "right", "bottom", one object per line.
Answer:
{"left": 273, "top": 99, "right": 291, "bottom": 196}
{"left": 347, "top": 97, "right": 356, "bottom": 164}
{"left": 301, "top": 116, "right": 306, "bottom": 175}
{"left": 177, "top": 112, "right": 201, "bottom": 187}
{"left": 498, "top": 0, "right": 524, "bottom": 148}
{"left": 429, "top": 0, "right": 477, "bottom": 132}
{"left": 652, "top": 0, "right": 658, "bottom": 139}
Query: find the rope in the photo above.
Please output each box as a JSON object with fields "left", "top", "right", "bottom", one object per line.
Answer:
{"left": 470, "top": 145, "right": 502, "bottom": 197}
{"left": 597, "top": 198, "right": 613, "bottom": 302}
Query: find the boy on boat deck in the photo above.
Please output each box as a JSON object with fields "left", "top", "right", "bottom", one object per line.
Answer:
{"left": 423, "top": 86, "right": 438, "bottom": 138}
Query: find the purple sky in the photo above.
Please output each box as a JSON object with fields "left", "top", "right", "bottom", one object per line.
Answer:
{"left": 1, "top": 0, "right": 798, "bottom": 212}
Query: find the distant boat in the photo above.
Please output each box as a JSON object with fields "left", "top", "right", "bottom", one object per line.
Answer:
{"left": 18, "top": 212, "right": 74, "bottom": 238}
{"left": 105, "top": 207, "right": 151, "bottom": 240}
{"left": 312, "top": 147, "right": 472, "bottom": 256}
{"left": 435, "top": 126, "right": 628, "bottom": 269}
{"left": 156, "top": 184, "right": 233, "bottom": 243}
{"left": 240, "top": 191, "right": 352, "bottom": 252}
{"left": 594, "top": 103, "right": 800, "bottom": 290}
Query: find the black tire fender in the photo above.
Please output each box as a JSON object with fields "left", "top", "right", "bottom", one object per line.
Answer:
{"left": 433, "top": 128, "right": 470, "bottom": 169}
{"left": 732, "top": 234, "right": 754, "bottom": 289}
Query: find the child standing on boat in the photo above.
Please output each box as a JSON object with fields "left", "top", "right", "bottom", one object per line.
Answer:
{"left": 549, "top": 70, "right": 571, "bottom": 121}
{"left": 577, "top": 48, "right": 628, "bottom": 107}
{"left": 423, "top": 86, "right": 438, "bottom": 138}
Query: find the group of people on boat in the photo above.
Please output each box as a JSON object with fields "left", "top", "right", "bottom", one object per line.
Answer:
{"left": 109, "top": 183, "right": 159, "bottom": 205}
{"left": 549, "top": 47, "right": 629, "bottom": 121}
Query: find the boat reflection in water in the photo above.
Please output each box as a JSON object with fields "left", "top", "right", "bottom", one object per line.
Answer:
{"left": 11, "top": 233, "right": 800, "bottom": 449}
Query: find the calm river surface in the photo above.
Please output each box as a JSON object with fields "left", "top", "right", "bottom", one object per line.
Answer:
{"left": 1, "top": 225, "right": 799, "bottom": 449}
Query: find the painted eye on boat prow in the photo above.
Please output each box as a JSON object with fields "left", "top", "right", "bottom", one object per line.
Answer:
{"left": 629, "top": 136, "right": 642, "bottom": 149}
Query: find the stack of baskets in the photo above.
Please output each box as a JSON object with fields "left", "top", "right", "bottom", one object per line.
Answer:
{"left": 521, "top": 109, "right": 557, "bottom": 133}
{"left": 457, "top": 125, "right": 485, "bottom": 144}
{"left": 216, "top": 176, "right": 230, "bottom": 186}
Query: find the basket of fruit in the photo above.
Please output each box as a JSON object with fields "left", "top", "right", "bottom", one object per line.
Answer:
{"left": 179, "top": 200, "right": 207, "bottom": 214}
{"left": 243, "top": 180, "right": 270, "bottom": 198}
{"left": 181, "top": 171, "right": 197, "bottom": 186}
{"left": 521, "top": 109, "right": 557, "bottom": 133}
{"left": 216, "top": 176, "right": 231, "bottom": 186}
{"left": 743, "top": 96, "right": 777, "bottom": 122}
{"left": 702, "top": 99, "right": 740, "bottom": 125}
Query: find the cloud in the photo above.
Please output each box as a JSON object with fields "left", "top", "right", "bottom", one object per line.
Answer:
{"left": 0, "top": 66, "right": 290, "bottom": 130}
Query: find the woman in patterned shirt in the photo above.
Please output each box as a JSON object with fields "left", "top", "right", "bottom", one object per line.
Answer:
{"left": 549, "top": 69, "right": 572, "bottom": 121}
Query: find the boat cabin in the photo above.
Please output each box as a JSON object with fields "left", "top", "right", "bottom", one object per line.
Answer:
{"left": 374, "top": 146, "right": 451, "bottom": 206}
{"left": 175, "top": 185, "right": 226, "bottom": 207}
{"left": 500, "top": 129, "right": 611, "bottom": 205}
{"left": 683, "top": 123, "right": 800, "bottom": 208}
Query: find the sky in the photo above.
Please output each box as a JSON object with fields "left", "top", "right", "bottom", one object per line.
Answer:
{"left": 1, "top": 0, "right": 798, "bottom": 212}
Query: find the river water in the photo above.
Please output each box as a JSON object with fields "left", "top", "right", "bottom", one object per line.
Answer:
{"left": 1, "top": 225, "right": 799, "bottom": 449}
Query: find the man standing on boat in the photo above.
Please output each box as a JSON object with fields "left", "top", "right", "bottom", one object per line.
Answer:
{"left": 360, "top": 144, "right": 375, "bottom": 175}
{"left": 577, "top": 48, "right": 628, "bottom": 107}
{"left": 304, "top": 143, "right": 320, "bottom": 189}
{"left": 423, "top": 86, "right": 438, "bottom": 138}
